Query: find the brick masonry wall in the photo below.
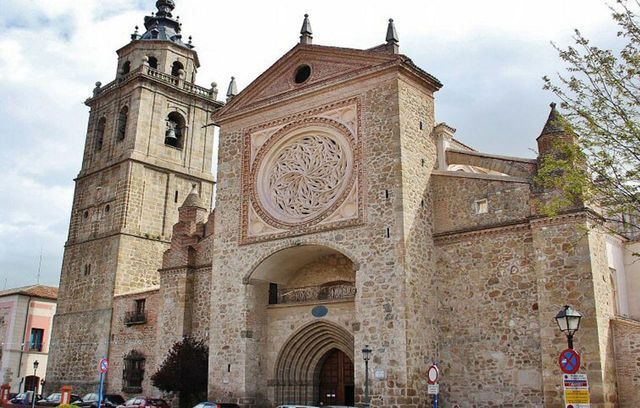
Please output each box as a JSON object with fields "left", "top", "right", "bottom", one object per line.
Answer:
{"left": 613, "top": 318, "right": 640, "bottom": 407}
{"left": 108, "top": 289, "right": 160, "bottom": 398}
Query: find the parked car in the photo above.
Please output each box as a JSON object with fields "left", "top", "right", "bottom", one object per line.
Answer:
{"left": 193, "top": 402, "right": 240, "bottom": 408}
{"left": 36, "top": 392, "right": 82, "bottom": 406}
{"left": 9, "top": 391, "right": 41, "bottom": 406}
{"left": 73, "top": 394, "right": 125, "bottom": 408}
{"left": 117, "top": 397, "right": 169, "bottom": 408}
{"left": 91, "top": 395, "right": 126, "bottom": 408}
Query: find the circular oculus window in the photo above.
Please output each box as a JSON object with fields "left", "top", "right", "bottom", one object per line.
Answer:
{"left": 294, "top": 64, "right": 312, "bottom": 84}
{"left": 255, "top": 125, "right": 354, "bottom": 226}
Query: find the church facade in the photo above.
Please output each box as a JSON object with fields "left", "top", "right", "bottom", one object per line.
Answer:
{"left": 47, "top": 1, "right": 640, "bottom": 407}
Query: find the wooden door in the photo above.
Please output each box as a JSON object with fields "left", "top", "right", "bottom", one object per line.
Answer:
{"left": 319, "top": 349, "right": 354, "bottom": 405}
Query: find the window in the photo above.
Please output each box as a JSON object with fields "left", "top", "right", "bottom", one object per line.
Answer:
{"left": 83, "top": 263, "right": 91, "bottom": 276}
{"left": 125, "top": 299, "right": 147, "bottom": 325}
{"left": 122, "top": 350, "right": 145, "bottom": 392}
{"left": 117, "top": 106, "right": 128, "bottom": 140}
{"left": 294, "top": 64, "right": 311, "bottom": 83}
{"left": 473, "top": 198, "right": 489, "bottom": 214}
{"left": 29, "top": 328, "right": 44, "bottom": 352}
{"left": 121, "top": 61, "right": 131, "bottom": 75}
{"left": 268, "top": 283, "right": 278, "bottom": 305}
{"left": 148, "top": 56, "right": 158, "bottom": 70}
{"left": 95, "top": 117, "right": 106, "bottom": 150}
{"left": 171, "top": 61, "right": 184, "bottom": 77}
{"left": 164, "top": 112, "right": 185, "bottom": 148}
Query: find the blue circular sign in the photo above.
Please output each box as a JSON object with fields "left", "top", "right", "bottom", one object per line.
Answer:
{"left": 311, "top": 305, "right": 328, "bottom": 317}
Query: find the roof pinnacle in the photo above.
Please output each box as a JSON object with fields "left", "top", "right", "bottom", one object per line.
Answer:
{"left": 300, "top": 13, "right": 313, "bottom": 45}
{"left": 540, "top": 102, "right": 565, "bottom": 136}
{"left": 386, "top": 18, "right": 399, "bottom": 53}
{"left": 226, "top": 76, "right": 238, "bottom": 100}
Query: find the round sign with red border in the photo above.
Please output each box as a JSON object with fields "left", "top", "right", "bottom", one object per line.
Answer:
{"left": 427, "top": 364, "right": 439, "bottom": 384}
{"left": 558, "top": 349, "right": 580, "bottom": 374}
{"left": 99, "top": 358, "right": 109, "bottom": 373}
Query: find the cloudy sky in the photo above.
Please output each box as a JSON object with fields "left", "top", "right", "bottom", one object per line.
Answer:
{"left": 0, "top": 0, "right": 623, "bottom": 289}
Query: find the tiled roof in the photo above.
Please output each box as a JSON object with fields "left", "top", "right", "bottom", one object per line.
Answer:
{"left": 0, "top": 284, "right": 58, "bottom": 300}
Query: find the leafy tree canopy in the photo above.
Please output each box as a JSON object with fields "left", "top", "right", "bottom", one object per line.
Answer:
{"left": 541, "top": 0, "right": 640, "bottom": 238}
{"left": 151, "top": 336, "right": 208, "bottom": 408}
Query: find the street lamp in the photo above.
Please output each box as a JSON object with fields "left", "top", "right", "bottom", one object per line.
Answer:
{"left": 362, "top": 345, "right": 372, "bottom": 407}
{"left": 31, "top": 360, "right": 39, "bottom": 408}
{"left": 555, "top": 305, "right": 582, "bottom": 349}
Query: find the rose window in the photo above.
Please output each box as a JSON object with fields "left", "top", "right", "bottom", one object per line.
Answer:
{"left": 255, "top": 125, "right": 354, "bottom": 226}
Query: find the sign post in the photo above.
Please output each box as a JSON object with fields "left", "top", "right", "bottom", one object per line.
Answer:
{"left": 563, "top": 373, "right": 590, "bottom": 408}
{"left": 427, "top": 364, "right": 440, "bottom": 408}
{"left": 97, "top": 358, "right": 109, "bottom": 408}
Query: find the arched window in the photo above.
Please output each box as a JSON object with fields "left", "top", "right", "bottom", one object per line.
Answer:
{"left": 117, "top": 106, "right": 128, "bottom": 140}
{"left": 95, "top": 117, "right": 106, "bottom": 150}
{"left": 121, "top": 61, "right": 131, "bottom": 75}
{"left": 147, "top": 56, "right": 158, "bottom": 70}
{"left": 171, "top": 61, "right": 184, "bottom": 77}
{"left": 164, "top": 112, "right": 185, "bottom": 148}
{"left": 123, "top": 350, "right": 145, "bottom": 393}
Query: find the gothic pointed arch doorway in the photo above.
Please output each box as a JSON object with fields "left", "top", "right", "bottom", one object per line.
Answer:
{"left": 273, "top": 321, "right": 354, "bottom": 406}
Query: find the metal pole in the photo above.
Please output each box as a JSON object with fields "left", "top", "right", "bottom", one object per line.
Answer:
{"left": 30, "top": 367, "right": 37, "bottom": 408}
{"left": 568, "top": 334, "right": 574, "bottom": 350}
{"left": 97, "top": 372, "right": 105, "bottom": 408}
{"left": 364, "top": 359, "right": 369, "bottom": 407}
{"left": 434, "top": 392, "right": 438, "bottom": 408}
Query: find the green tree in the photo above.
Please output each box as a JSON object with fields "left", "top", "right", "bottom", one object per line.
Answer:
{"left": 151, "top": 336, "right": 208, "bottom": 408}
{"left": 541, "top": 0, "right": 640, "bottom": 238}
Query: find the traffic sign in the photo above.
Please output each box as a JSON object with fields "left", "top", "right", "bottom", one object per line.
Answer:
{"left": 99, "top": 358, "right": 109, "bottom": 373}
{"left": 563, "top": 373, "right": 590, "bottom": 407}
{"left": 427, "top": 365, "right": 440, "bottom": 385}
{"left": 427, "top": 384, "right": 439, "bottom": 395}
{"left": 558, "top": 349, "right": 580, "bottom": 374}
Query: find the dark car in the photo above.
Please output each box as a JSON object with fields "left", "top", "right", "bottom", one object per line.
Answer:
{"left": 193, "top": 402, "right": 240, "bottom": 408}
{"left": 92, "top": 395, "right": 126, "bottom": 408}
{"left": 36, "top": 392, "right": 82, "bottom": 406}
{"left": 117, "top": 397, "right": 169, "bottom": 408}
{"left": 9, "top": 391, "right": 41, "bottom": 406}
{"left": 73, "top": 394, "right": 125, "bottom": 408}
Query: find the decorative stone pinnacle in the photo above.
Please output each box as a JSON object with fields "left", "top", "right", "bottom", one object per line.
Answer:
{"left": 385, "top": 18, "right": 399, "bottom": 54}
{"left": 550, "top": 102, "right": 557, "bottom": 110}
{"left": 300, "top": 13, "right": 313, "bottom": 45}
{"left": 226, "top": 76, "right": 238, "bottom": 100}
{"left": 155, "top": 0, "right": 175, "bottom": 17}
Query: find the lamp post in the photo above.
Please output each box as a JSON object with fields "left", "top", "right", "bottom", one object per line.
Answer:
{"left": 362, "top": 344, "right": 372, "bottom": 407}
{"left": 31, "top": 360, "right": 39, "bottom": 408}
{"left": 555, "top": 305, "right": 582, "bottom": 349}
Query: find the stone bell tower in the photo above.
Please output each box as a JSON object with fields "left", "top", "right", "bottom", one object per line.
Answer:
{"left": 47, "top": 0, "right": 222, "bottom": 392}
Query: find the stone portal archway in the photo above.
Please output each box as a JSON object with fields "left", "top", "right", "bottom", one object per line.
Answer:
{"left": 274, "top": 320, "right": 354, "bottom": 406}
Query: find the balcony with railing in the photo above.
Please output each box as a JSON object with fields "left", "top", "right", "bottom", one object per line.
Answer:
{"left": 124, "top": 310, "right": 148, "bottom": 325}
{"left": 89, "top": 65, "right": 219, "bottom": 102}
{"left": 272, "top": 281, "right": 357, "bottom": 305}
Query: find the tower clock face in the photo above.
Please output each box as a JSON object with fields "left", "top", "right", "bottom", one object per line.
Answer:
{"left": 252, "top": 122, "right": 356, "bottom": 228}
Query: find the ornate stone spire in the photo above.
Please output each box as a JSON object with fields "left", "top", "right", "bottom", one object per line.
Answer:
{"left": 155, "top": 0, "right": 176, "bottom": 17}
{"left": 226, "top": 76, "right": 238, "bottom": 100}
{"left": 136, "top": 0, "right": 193, "bottom": 48}
{"left": 300, "top": 14, "right": 313, "bottom": 45}
{"left": 386, "top": 18, "right": 399, "bottom": 54}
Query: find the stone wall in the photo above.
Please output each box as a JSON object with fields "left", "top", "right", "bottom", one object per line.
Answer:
{"left": 436, "top": 225, "right": 543, "bottom": 406}
{"left": 432, "top": 173, "right": 532, "bottom": 234}
{"left": 108, "top": 289, "right": 160, "bottom": 398}
{"left": 613, "top": 318, "right": 640, "bottom": 408}
{"left": 286, "top": 254, "right": 355, "bottom": 288}
{"left": 210, "top": 70, "right": 424, "bottom": 407}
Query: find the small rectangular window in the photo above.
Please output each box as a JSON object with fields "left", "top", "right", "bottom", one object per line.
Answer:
{"left": 29, "top": 328, "right": 44, "bottom": 352}
{"left": 474, "top": 199, "right": 489, "bottom": 214}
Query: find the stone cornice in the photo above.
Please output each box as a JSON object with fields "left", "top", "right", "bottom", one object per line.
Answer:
{"left": 611, "top": 316, "right": 640, "bottom": 328}
{"left": 114, "top": 286, "right": 160, "bottom": 298}
{"left": 432, "top": 170, "right": 530, "bottom": 184}
{"left": 158, "top": 263, "right": 211, "bottom": 273}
